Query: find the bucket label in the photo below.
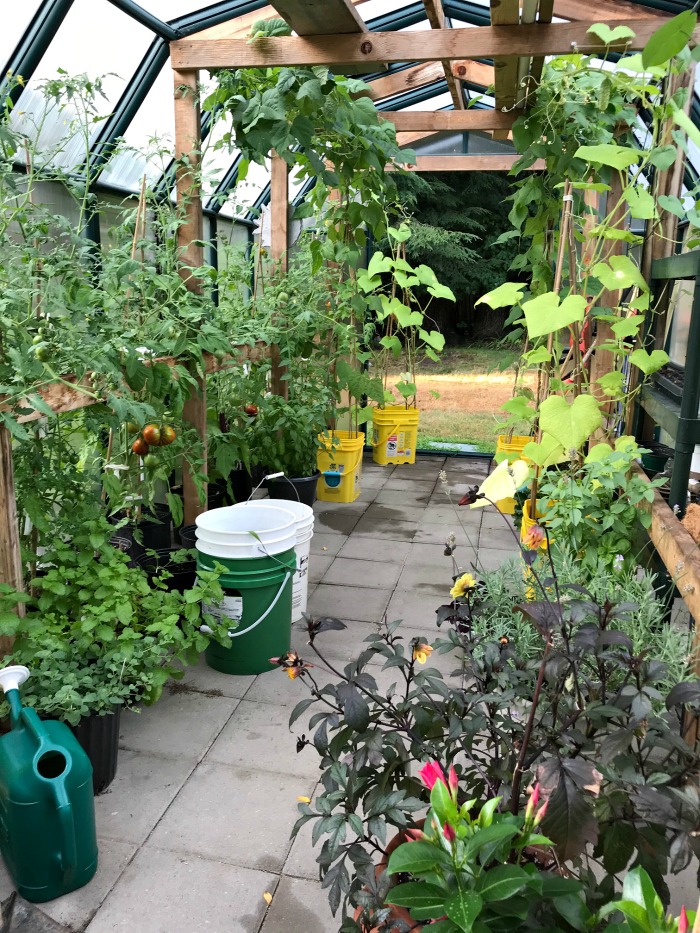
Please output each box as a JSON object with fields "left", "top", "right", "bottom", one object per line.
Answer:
{"left": 204, "top": 596, "right": 243, "bottom": 634}
{"left": 387, "top": 431, "right": 407, "bottom": 458}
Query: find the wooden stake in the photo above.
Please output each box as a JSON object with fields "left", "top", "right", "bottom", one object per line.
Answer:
{"left": 0, "top": 425, "right": 24, "bottom": 654}
{"left": 270, "top": 151, "right": 289, "bottom": 402}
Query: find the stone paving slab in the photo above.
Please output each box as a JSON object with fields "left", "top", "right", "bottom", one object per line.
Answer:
{"left": 307, "top": 583, "right": 392, "bottom": 624}
{"left": 412, "top": 523, "right": 481, "bottom": 552}
{"left": 336, "top": 535, "right": 412, "bottom": 564}
{"left": 242, "top": 665, "right": 340, "bottom": 708}
{"left": 309, "top": 532, "right": 347, "bottom": 556}
{"left": 308, "top": 553, "right": 334, "bottom": 584}
{"left": 96, "top": 751, "right": 196, "bottom": 846}
{"left": 321, "top": 556, "right": 404, "bottom": 589}
{"left": 177, "top": 655, "right": 256, "bottom": 700}
{"left": 259, "top": 875, "right": 338, "bottom": 933}
{"left": 360, "top": 502, "right": 427, "bottom": 525}
{"left": 382, "top": 477, "right": 437, "bottom": 494}
{"left": 292, "top": 618, "right": 386, "bottom": 662}
{"left": 119, "top": 689, "right": 239, "bottom": 760}
{"left": 207, "top": 700, "right": 321, "bottom": 779}
{"left": 148, "top": 762, "right": 314, "bottom": 873}
{"left": 85, "top": 846, "right": 277, "bottom": 933}
{"left": 373, "top": 488, "right": 432, "bottom": 507}
{"left": 351, "top": 516, "right": 420, "bottom": 541}
{"left": 314, "top": 510, "right": 362, "bottom": 536}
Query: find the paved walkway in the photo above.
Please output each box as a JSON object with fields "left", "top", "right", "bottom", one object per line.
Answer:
{"left": 3, "top": 455, "right": 693, "bottom": 931}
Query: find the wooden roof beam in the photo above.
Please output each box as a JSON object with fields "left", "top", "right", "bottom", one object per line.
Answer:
{"left": 188, "top": 0, "right": 371, "bottom": 41}
{"left": 364, "top": 61, "right": 444, "bottom": 101}
{"left": 171, "top": 20, "right": 696, "bottom": 70}
{"left": 554, "top": 0, "right": 668, "bottom": 21}
{"left": 421, "top": 0, "right": 465, "bottom": 111}
{"left": 382, "top": 109, "right": 515, "bottom": 131}
{"left": 269, "top": 0, "right": 366, "bottom": 36}
{"left": 451, "top": 60, "right": 494, "bottom": 90}
{"left": 397, "top": 154, "right": 544, "bottom": 171}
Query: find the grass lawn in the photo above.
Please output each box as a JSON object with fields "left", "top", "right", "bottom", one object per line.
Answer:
{"left": 408, "top": 344, "right": 529, "bottom": 453}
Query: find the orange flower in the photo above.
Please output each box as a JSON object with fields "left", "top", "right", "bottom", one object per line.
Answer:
{"left": 523, "top": 524, "right": 546, "bottom": 550}
{"left": 412, "top": 643, "right": 433, "bottom": 664}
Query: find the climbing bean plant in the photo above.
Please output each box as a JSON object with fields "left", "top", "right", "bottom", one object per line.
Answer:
{"left": 479, "top": 13, "right": 700, "bottom": 465}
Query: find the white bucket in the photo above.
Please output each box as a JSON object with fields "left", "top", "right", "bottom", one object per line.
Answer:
{"left": 233, "top": 499, "right": 315, "bottom": 623}
{"left": 195, "top": 505, "right": 297, "bottom": 559}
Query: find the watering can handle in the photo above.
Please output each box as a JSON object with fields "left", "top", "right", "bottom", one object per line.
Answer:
{"left": 52, "top": 781, "right": 77, "bottom": 883}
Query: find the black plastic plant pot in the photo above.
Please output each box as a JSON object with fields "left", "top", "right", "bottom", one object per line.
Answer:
{"left": 179, "top": 525, "right": 197, "bottom": 549}
{"left": 225, "top": 467, "right": 253, "bottom": 504}
{"left": 208, "top": 483, "right": 227, "bottom": 510}
{"left": 70, "top": 707, "right": 121, "bottom": 795}
{"left": 267, "top": 472, "right": 320, "bottom": 507}
{"left": 110, "top": 504, "right": 173, "bottom": 555}
{"left": 136, "top": 547, "right": 197, "bottom": 593}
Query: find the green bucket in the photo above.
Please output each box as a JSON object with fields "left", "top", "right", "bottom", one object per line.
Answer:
{"left": 198, "top": 547, "right": 296, "bottom": 676}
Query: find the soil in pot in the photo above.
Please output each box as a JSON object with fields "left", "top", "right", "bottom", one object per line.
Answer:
{"left": 70, "top": 707, "right": 121, "bottom": 795}
{"left": 267, "top": 473, "right": 320, "bottom": 508}
{"left": 136, "top": 547, "right": 197, "bottom": 593}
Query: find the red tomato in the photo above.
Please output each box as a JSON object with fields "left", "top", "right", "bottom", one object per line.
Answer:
{"left": 244, "top": 404, "right": 259, "bottom": 417}
{"left": 132, "top": 437, "right": 150, "bottom": 456}
{"left": 160, "top": 424, "right": 177, "bottom": 446}
{"left": 142, "top": 424, "right": 162, "bottom": 446}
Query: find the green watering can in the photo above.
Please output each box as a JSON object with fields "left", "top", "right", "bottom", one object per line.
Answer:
{"left": 0, "top": 665, "right": 98, "bottom": 903}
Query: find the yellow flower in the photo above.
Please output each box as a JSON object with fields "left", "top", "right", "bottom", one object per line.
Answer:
{"left": 450, "top": 573, "right": 477, "bottom": 599}
{"left": 297, "top": 796, "right": 311, "bottom": 803}
{"left": 412, "top": 643, "right": 433, "bottom": 664}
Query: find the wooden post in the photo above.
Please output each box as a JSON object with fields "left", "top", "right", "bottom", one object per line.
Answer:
{"left": 269, "top": 151, "right": 289, "bottom": 401}
{"left": 0, "top": 425, "right": 23, "bottom": 654}
{"left": 174, "top": 69, "right": 207, "bottom": 525}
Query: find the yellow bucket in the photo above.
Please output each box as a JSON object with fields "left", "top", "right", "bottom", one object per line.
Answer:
{"left": 317, "top": 431, "right": 365, "bottom": 503}
{"left": 371, "top": 406, "right": 420, "bottom": 466}
{"left": 494, "top": 434, "right": 533, "bottom": 514}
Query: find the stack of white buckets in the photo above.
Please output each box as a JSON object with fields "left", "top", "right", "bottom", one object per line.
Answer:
{"left": 194, "top": 498, "right": 315, "bottom": 675}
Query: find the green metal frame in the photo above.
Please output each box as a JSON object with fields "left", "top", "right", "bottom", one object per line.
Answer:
{"left": 637, "top": 249, "right": 700, "bottom": 516}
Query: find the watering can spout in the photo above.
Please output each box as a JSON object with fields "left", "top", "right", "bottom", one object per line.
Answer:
{"left": 0, "top": 666, "right": 30, "bottom": 727}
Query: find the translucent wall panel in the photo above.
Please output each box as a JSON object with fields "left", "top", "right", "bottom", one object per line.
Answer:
{"left": 1, "top": 2, "right": 44, "bottom": 73}
{"left": 10, "top": 0, "right": 152, "bottom": 172}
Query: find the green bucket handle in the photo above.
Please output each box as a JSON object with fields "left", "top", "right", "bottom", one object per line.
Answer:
{"left": 229, "top": 570, "right": 292, "bottom": 638}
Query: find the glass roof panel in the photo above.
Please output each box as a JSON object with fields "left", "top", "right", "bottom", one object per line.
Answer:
{"left": 1, "top": 3, "right": 44, "bottom": 73}
{"left": 130, "top": 0, "right": 206, "bottom": 18}
{"left": 10, "top": 0, "right": 152, "bottom": 171}
{"left": 358, "top": 0, "right": 417, "bottom": 22}
{"left": 217, "top": 158, "right": 270, "bottom": 219}
{"left": 100, "top": 62, "right": 175, "bottom": 190}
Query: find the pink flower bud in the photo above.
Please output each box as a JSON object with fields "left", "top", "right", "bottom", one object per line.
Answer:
{"left": 679, "top": 906, "right": 689, "bottom": 933}
{"left": 405, "top": 828, "right": 426, "bottom": 842}
{"left": 534, "top": 801, "right": 548, "bottom": 826}
{"left": 525, "top": 783, "right": 539, "bottom": 820}
{"left": 443, "top": 821, "right": 456, "bottom": 842}
{"left": 419, "top": 760, "right": 448, "bottom": 791}
{"left": 448, "top": 765, "right": 458, "bottom": 795}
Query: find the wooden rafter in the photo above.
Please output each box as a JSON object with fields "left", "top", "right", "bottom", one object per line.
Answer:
{"left": 554, "top": 0, "right": 668, "bottom": 21}
{"left": 421, "top": 0, "right": 465, "bottom": 110}
{"left": 188, "top": 0, "right": 372, "bottom": 41}
{"left": 171, "top": 20, "right": 695, "bottom": 70}
{"left": 269, "top": 0, "right": 366, "bottom": 36}
{"left": 365, "top": 62, "right": 444, "bottom": 101}
{"left": 451, "top": 60, "right": 495, "bottom": 91}
{"left": 383, "top": 110, "right": 515, "bottom": 131}
{"left": 398, "top": 154, "right": 544, "bottom": 171}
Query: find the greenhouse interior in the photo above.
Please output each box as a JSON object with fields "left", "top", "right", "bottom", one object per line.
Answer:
{"left": 2, "top": 0, "right": 700, "bottom": 931}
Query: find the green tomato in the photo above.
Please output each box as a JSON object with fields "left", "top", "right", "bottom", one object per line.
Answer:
{"left": 33, "top": 343, "right": 49, "bottom": 361}
{"left": 143, "top": 454, "right": 159, "bottom": 469}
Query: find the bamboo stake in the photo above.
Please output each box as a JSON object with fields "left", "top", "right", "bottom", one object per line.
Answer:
{"left": 529, "top": 181, "right": 574, "bottom": 517}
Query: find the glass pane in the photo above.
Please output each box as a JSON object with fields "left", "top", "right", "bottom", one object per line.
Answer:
{"left": 10, "top": 0, "right": 152, "bottom": 172}
{"left": 100, "top": 62, "right": 174, "bottom": 191}
{"left": 1, "top": 2, "right": 44, "bottom": 73}
{"left": 218, "top": 158, "right": 270, "bottom": 218}
{"left": 358, "top": 0, "right": 416, "bottom": 22}
{"left": 132, "top": 0, "right": 205, "bottom": 18}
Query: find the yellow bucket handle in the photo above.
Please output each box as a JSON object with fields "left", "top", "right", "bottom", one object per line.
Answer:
{"left": 370, "top": 425, "right": 401, "bottom": 447}
{"left": 322, "top": 446, "right": 364, "bottom": 473}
